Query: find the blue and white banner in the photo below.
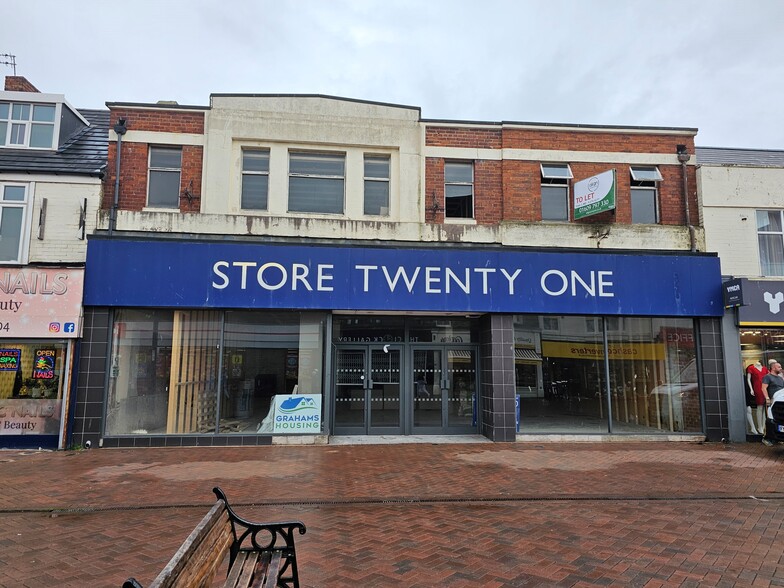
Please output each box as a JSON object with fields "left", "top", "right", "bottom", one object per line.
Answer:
{"left": 84, "top": 238, "right": 723, "bottom": 316}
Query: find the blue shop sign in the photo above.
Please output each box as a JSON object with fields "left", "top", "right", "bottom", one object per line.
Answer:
{"left": 84, "top": 239, "right": 723, "bottom": 316}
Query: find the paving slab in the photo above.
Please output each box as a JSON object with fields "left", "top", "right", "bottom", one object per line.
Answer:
{"left": 0, "top": 441, "right": 782, "bottom": 587}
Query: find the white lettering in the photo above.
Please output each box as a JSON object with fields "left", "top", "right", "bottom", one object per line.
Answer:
{"left": 445, "top": 268, "right": 470, "bottom": 294}
{"left": 291, "top": 264, "right": 312, "bottom": 291}
{"left": 212, "top": 261, "right": 229, "bottom": 289}
{"left": 541, "top": 270, "right": 568, "bottom": 296}
{"left": 571, "top": 271, "right": 595, "bottom": 296}
{"left": 233, "top": 262, "right": 257, "bottom": 290}
{"left": 355, "top": 265, "right": 378, "bottom": 292}
{"left": 425, "top": 267, "right": 441, "bottom": 294}
{"left": 382, "top": 266, "right": 420, "bottom": 293}
{"left": 317, "top": 264, "right": 334, "bottom": 291}
{"left": 598, "top": 271, "right": 614, "bottom": 297}
{"left": 473, "top": 268, "right": 496, "bottom": 294}
{"left": 257, "top": 263, "right": 287, "bottom": 290}
{"left": 500, "top": 268, "right": 522, "bottom": 295}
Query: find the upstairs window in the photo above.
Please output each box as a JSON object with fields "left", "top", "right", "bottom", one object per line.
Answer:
{"left": 288, "top": 152, "right": 345, "bottom": 214}
{"left": 541, "top": 163, "right": 573, "bottom": 221}
{"left": 444, "top": 162, "right": 473, "bottom": 219}
{"left": 241, "top": 150, "right": 270, "bottom": 211}
{"left": 364, "top": 155, "right": 390, "bottom": 216}
{"left": 0, "top": 183, "right": 29, "bottom": 263}
{"left": 148, "top": 147, "right": 182, "bottom": 208}
{"left": 0, "top": 102, "right": 56, "bottom": 149}
{"left": 630, "top": 166, "right": 662, "bottom": 224}
{"left": 757, "top": 210, "right": 784, "bottom": 276}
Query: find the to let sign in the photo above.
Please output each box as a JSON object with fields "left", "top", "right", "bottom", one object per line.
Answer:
{"left": 574, "top": 169, "right": 616, "bottom": 220}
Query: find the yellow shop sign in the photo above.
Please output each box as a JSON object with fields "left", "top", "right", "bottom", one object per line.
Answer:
{"left": 542, "top": 341, "right": 666, "bottom": 361}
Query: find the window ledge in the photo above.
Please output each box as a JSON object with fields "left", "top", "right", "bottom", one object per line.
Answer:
{"left": 443, "top": 218, "right": 477, "bottom": 225}
{"left": 142, "top": 206, "right": 181, "bottom": 213}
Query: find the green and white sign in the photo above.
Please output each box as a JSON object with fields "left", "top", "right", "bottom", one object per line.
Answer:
{"left": 272, "top": 394, "right": 322, "bottom": 433}
{"left": 574, "top": 169, "right": 616, "bottom": 220}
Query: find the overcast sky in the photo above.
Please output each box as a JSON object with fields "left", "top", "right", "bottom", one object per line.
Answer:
{"left": 4, "top": 0, "right": 783, "bottom": 149}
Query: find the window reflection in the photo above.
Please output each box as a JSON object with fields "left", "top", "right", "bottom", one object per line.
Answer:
{"left": 514, "top": 315, "right": 701, "bottom": 434}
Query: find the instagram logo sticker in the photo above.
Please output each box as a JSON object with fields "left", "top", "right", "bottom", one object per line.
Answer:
{"left": 49, "top": 322, "right": 61, "bottom": 333}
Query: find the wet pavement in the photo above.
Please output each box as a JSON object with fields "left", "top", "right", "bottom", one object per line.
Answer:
{"left": 0, "top": 440, "right": 782, "bottom": 587}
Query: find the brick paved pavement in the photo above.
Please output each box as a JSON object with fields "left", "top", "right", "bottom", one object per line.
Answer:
{"left": 0, "top": 442, "right": 782, "bottom": 587}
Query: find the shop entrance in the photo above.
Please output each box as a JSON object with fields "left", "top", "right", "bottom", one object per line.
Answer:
{"left": 331, "top": 315, "right": 480, "bottom": 436}
{"left": 412, "top": 347, "right": 477, "bottom": 434}
{"left": 332, "top": 343, "right": 478, "bottom": 435}
{"left": 333, "top": 345, "right": 403, "bottom": 435}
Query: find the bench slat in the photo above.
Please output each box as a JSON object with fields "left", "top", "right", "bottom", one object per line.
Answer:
{"left": 150, "top": 503, "right": 233, "bottom": 588}
{"left": 224, "top": 551, "right": 249, "bottom": 588}
{"left": 261, "top": 552, "right": 283, "bottom": 588}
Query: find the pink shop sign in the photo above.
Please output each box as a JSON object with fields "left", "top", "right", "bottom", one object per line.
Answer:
{"left": 0, "top": 268, "right": 84, "bottom": 338}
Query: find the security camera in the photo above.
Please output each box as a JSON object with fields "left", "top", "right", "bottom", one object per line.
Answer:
{"left": 84, "top": 440, "right": 92, "bottom": 449}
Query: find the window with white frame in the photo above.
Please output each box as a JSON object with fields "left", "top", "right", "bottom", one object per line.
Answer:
{"left": 541, "top": 163, "right": 573, "bottom": 221}
{"left": 0, "top": 101, "right": 56, "bottom": 149}
{"left": 241, "top": 150, "right": 270, "bottom": 211}
{"left": 630, "top": 166, "right": 662, "bottom": 224}
{"left": 0, "top": 184, "right": 29, "bottom": 263}
{"left": 148, "top": 146, "right": 182, "bottom": 208}
{"left": 288, "top": 152, "right": 345, "bottom": 214}
{"left": 757, "top": 210, "right": 784, "bottom": 276}
{"left": 364, "top": 155, "right": 390, "bottom": 216}
{"left": 444, "top": 162, "right": 473, "bottom": 219}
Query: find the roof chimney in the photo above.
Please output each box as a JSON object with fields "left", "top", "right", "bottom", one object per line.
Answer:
{"left": 4, "top": 76, "right": 40, "bottom": 92}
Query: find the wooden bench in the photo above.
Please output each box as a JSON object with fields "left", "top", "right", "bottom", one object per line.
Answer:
{"left": 123, "top": 487, "right": 306, "bottom": 588}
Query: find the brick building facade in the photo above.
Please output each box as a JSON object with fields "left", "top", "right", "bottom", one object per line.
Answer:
{"left": 69, "top": 93, "right": 727, "bottom": 448}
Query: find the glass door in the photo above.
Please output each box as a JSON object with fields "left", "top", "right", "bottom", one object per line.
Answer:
{"left": 412, "top": 347, "right": 477, "bottom": 434}
{"left": 412, "top": 349, "right": 444, "bottom": 430}
{"left": 446, "top": 348, "right": 477, "bottom": 430}
{"left": 334, "top": 348, "right": 366, "bottom": 433}
{"left": 333, "top": 345, "right": 402, "bottom": 435}
{"left": 368, "top": 346, "right": 402, "bottom": 433}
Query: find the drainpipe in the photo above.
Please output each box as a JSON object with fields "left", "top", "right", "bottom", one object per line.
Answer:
{"left": 677, "top": 144, "right": 696, "bottom": 252}
{"left": 108, "top": 118, "right": 127, "bottom": 236}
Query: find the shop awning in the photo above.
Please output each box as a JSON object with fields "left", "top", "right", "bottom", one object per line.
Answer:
{"left": 515, "top": 348, "right": 542, "bottom": 361}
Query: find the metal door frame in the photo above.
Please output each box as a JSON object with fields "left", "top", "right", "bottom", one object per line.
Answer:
{"left": 409, "top": 345, "right": 479, "bottom": 435}
{"left": 332, "top": 344, "right": 404, "bottom": 435}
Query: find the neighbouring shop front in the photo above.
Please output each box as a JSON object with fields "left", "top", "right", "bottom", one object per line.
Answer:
{"left": 0, "top": 267, "right": 83, "bottom": 449}
{"left": 722, "top": 278, "right": 784, "bottom": 440}
{"left": 73, "top": 237, "right": 725, "bottom": 447}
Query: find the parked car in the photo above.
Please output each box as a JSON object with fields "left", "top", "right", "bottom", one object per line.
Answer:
{"left": 765, "top": 389, "right": 784, "bottom": 444}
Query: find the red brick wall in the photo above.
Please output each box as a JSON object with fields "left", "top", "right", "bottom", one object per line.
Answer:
{"left": 425, "top": 124, "right": 697, "bottom": 227}
{"left": 474, "top": 160, "right": 503, "bottom": 224}
{"left": 501, "top": 128, "right": 689, "bottom": 154}
{"left": 4, "top": 76, "right": 39, "bottom": 92}
{"left": 109, "top": 109, "right": 204, "bottom": 134}
{"left": 103, "top": 108, "right": 205, "bottom": 212}
{"left": 426, "top": 127, "right": 502, "bottom": 149}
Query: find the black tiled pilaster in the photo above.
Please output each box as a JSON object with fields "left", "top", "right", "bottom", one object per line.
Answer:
{"left": 698, "top": 318, "right": 728, "bottom": 441}
{"left": 479, "top": 314, "right": 516, "bottom": 442}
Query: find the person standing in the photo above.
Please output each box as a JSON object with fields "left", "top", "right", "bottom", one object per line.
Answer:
{"left": 761, "top": 361, "right": 784, "bottom": 446}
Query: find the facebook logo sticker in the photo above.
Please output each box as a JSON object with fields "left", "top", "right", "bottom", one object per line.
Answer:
{"left": 64, "top": 323, "right": 76, "bottom": 333}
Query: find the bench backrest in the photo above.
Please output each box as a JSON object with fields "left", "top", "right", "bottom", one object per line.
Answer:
{"left": 148, "top": 501, "right": 233, "bottom": 588}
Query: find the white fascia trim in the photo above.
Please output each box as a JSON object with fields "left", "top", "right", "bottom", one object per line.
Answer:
{"left": 1, "top": 91, "right": 89, "bottom": 127}
{"left": 425, "top": 146, "right": 695, "bottom": 166}
{"left": 0, "top": 173, "right": 102, "bottom": 184}
{"left": 110, "top": 129, "right": 204, "bottom": 146}
{"left": 1, "top": 91, "right": 65, "bottom": 103}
